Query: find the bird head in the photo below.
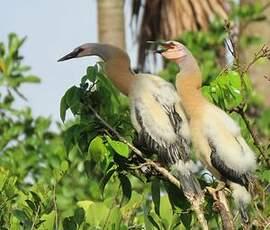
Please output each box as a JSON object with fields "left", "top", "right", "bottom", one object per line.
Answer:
{"left": 58, "top": 43, "right": 92, "bottom": 62}
{"left": 150, "top": 41, "right": 187, "bottom": 63}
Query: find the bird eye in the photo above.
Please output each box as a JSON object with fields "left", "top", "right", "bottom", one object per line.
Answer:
{"left": 74, "top": 47, "right": 83, "bottom": 54}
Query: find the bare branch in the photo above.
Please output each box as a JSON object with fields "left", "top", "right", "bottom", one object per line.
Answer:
{"left": 206, "top": 183, "right": 234, "bottom": 230}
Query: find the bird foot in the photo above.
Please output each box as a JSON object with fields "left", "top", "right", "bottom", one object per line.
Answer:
{"left": 205, "top": 181, "right": 226, "bottom": 200}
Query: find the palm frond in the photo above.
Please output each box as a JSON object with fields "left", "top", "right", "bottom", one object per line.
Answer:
{"left": 131, "top": 0, "right": 229, "bottom": 70}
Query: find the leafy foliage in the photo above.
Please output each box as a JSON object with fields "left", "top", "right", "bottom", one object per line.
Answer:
{"left": 1, "top": 2, "right": 270, "bottom": 228}
{"left": 0, "top": 34, "right": 64, "bottom": 229}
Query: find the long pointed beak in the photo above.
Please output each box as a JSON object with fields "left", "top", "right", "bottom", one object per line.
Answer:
{"left": 58, "top": 49, "right": 80, "bottom": 62}
{"left": 146, "top": 40, "right": 167, "bottom": 46}
{"left": 146, "top": 41, "right": 169, "bottom": 54}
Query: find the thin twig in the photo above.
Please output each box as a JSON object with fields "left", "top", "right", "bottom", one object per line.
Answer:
{"left": 30, "top": 205, "right": 40, "bottom": 230}
{"left": 225, "top": 22, "right": 270, "bottom": 167}
{"left": 102, "top": 185, "right": 121, "bottom": 229}
{"left": 86, "top": 103, "right": 208, "bottom": 229}
{"left": 237, "top": 107, "right": 270, "bottom": 167}
{"left": 239, "top": 1, "right": 270, "bottom": 32}
{"left": 128, "top": 162, "right": 151, "bottom": 170}
{"left": 53, "top": 184, "right": 58, "bottom": 229}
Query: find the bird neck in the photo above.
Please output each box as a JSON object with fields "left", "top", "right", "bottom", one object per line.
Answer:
{"left": 175, "top": 55, "right": 206, "bottom": 118}
{"left": 90, "top": 44, "right": 136, "bottom": 96}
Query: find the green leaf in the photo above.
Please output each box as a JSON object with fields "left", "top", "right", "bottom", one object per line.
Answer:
{"left": 180, "top": 211, "right": 192, "bottom": 229}
{"left": 74, "top": 208, "right": 85, "bottom": 226}
{"left": 62, "top": 216, "right": 77, "bottom": 230}
{"left": 30, "top": 191, "right": 42, "bottom": 209}
{"left": 54, "top": 160, "right": 69, "bottom": 182}
{"left": 21, "top": 75, "right": 41, "bottom": 83}
{"left": 259, "top": 170, "right": 270, "bottom": 182}
{"left": 77, "top": 200, "right": 94, "bottom": 213}
{"left": 106, "top": 136, "right": 129, "bottom": 158}
{"left": 60, "top": 86, "right": 81, "bottom": 122}
{"left": 13, "top": 209, "right": 29, "bottom": 222}
{"left": 170, "top": 214, "right": 182, "bottom": 230}
{"left": 147, "top": 214, "right": 161, "bottom": 230}
{"left": 63, "top": 124, "right": 81, "bottom": 152}
{"left": 160, "top": 195, "right": 173, "bottom": 228}
{"left": 243, "top": 73, "right": 253, "bottom": 93}
{"left": 60, "top": 94, "right": 68, "bottom": 122}
{"left": 86, "top": 65, "right": 98, "bottom": 81}
{"left": 66, "top": 86, "right": 81, "bottom": 115}
{"left": 118, "top": 174, "right": 132, "bottom": 207}
{"left": 163, "top": 181, "right": 189, "bottom": 211}
{"left": 88, "top": 136, "right": 107, "bottom": 162}
{"left": 97, "top": 71, "right": 121, "bottom": 105}
{"left": 88, "top": 179, "right": 102, "bottom": 201}
{"left": 151, "top": 178, "right": 160, "bottom": 216}
{"left": 85, "top": 201, "right": 108, "bottom": 226}
{"left": 25, "top": 199, "right": 37, "bottom": 213}
{"left": 0, "top": 169, "right": 9, "bottom": 190}
{"left": 37, "top": 211, "right": 55, "bottom": 230}
{"left": 106, "top": 207, "right": 122, "bottom": 229}
{"left": 100, "top": 168, "right": 116, "bottom": 196}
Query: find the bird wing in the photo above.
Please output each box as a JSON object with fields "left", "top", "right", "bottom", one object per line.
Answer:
{"left": 209, "top": 140, "right": 253, "bottom": 189}
{"left": 203, "top": 105, "right": 256, "bottom": 188}
{"left": 129, "top": 76, "right": 190, "bottom": 166}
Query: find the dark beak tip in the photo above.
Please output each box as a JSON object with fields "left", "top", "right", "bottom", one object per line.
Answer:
{"left": 57, "top": 49, "right": 80, "bottom": 62}
{"left": 57, "top": 55, "right": 69, "bottom": 62}
{"left": 155, "top": 49, "right": 164, "bottom": 54}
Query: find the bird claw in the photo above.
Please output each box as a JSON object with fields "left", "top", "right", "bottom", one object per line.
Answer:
{"left": 205, "top": 181, "right": 227, "bottom": 200}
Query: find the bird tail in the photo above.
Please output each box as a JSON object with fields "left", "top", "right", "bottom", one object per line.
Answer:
{"left": 230, "top": 182, "right": 251, "bottom": 224}
{"left": 239, "top": 202, "right": 249, "bottom": 224}
{"left": 171, "top": 160, "right": 203, "bottom": 199}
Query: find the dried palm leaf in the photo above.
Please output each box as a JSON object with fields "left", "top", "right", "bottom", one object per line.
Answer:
{"left": 131, "top": 0, "right": 229, "bottom": 70}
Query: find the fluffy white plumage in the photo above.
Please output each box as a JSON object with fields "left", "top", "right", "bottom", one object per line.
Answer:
{"left": 158, "top": 40, "right": 257, "bottom": 222}
{"left": 129, "top": 74, "right": 202, "bottom": 193}
{"left": 230, "top": 183, "right": 251, "bottom": 207}
{"left": 129, "top": 74, "right": 189, "bottom": 145}
{"left": 203, "top": 104, "right": 256, "bottom": 173}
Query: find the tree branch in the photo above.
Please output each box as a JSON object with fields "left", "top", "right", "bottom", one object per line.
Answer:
{"left": 86, "top": 103, "right": 208, "bottom": 229}
{"left": 206, "top": 183, "right": 234, "bottom": 230}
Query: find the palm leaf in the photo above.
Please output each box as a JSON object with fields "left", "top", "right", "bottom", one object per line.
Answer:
{"left": 131, "top": 0, "right": 229, "bottom": 70}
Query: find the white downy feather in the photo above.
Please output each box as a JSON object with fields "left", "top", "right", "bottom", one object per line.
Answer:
{"left": 203, "top": 104, "right": 256, "bottom": 173}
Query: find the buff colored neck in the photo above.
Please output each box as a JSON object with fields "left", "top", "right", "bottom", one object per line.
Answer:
{"left": 174, "top": 52, "right": 206, "bottom": 118}
{"left": 89, "top": 44, "right": 136, "bottom": 96}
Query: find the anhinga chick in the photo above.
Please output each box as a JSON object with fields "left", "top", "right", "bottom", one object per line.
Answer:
{"left": 58, "top": 43, "right": 203, "bottom": 201}
{"left": 157, "top": 41, "right": 256, "bottom": 223}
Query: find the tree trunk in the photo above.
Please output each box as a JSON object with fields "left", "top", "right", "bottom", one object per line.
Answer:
{"left": 239, "top": 0, "right": 270, "bottom": 106}
{"left": 97, "top": 0, "right": 126, "bottom": 50}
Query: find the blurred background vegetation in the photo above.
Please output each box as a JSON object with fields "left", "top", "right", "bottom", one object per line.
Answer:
{"left": 0, "top": 0, "right": 270, "bottom": 229}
